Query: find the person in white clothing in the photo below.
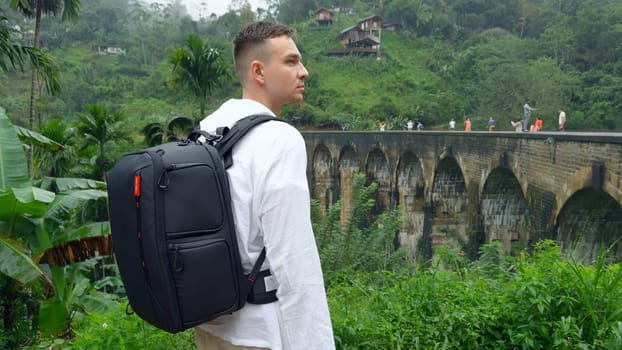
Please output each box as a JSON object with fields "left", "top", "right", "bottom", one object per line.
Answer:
{"left": 558, "top": 109, "right": 567, "bottom": 131}
{"left": 195, "top": 21, "right": 335, "bottom": 350}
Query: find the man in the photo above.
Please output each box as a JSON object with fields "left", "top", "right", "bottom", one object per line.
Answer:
{"left": 449, "top": 118, "right": 456, "bottom": 130}
{"left": 195, "top": 21, "right": 335, "bottom": 350}
{"left": 558, "top": 109, "right": 567, "bottom": 131}
{"left": 523, "top": 100, "right": 536, "bottom": 131}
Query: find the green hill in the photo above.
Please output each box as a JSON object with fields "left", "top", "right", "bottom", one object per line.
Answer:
{"left": 2, "top": 0, "right": 622, "bottom": 136}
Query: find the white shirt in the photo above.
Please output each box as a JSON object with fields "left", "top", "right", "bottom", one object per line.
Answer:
{"left": 196, "top": 99, "right": 335, "bottom": 350}
{"left": 558, "top": 111, "right": 566, "bottom": 125}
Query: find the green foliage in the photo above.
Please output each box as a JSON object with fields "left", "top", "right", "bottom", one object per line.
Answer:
{"left": 38, "top": 259, "right": 117, "bottom": 336}
{"left": 0, "top": 9, "right": 60, "bottom": 95}
{"left": 142, "top": 114, "right": 194, "bottom": 147}
{"left": 313, "top": 173, "right": 408, "bottom": 284}
{"left": 168, "top": 33, "right": 230, "bottom": 118}
{"left": 0, "top": 107, "right": 113, "bottom": 348}
{"left": 31, "top": 118, "right": 77, "bottom": 178}
{"left": 26, "top": 301, "right": 195, "bottom": 350}
{"left": 0, "top": 106, "right": 28, "bottom": 187}
{"left": 0, "top": 274, "right": 42, "bottom": 349}
{"left": 329, "top": 240, "right": 622, "bottom": 349}
{"left": 4, "top": 0, "right": 622, "bottom": 132}
{"left": 75, "top": 104, "right": 128, "bottom": 180}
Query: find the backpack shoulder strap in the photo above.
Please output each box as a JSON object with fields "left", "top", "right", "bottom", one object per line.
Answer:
{"left": 216, "top": 114, "right": 283, "bottom": 169}
{"left": 216, "top": 113, "right": 282, "bottom": 305}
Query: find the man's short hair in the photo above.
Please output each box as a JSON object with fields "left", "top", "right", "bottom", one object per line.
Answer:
{"left": 233, "top": 21, "right": 296, "bottom": 82}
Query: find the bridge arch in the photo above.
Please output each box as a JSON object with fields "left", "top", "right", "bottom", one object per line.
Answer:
{"left": 365, "top": 147, "right": 391, "bottom": 213}
{"left": 430, "top": 156, "right": 469, "bottom": 250}
{"left": 481, "top": 167, "right": 529, "bottom": 254}
{"left": 555, "top": 165, "right": 622, "bottom": 220}
{"left": 311, "top": 144, "right": 333, "bottom": 215}
{"left": 338, "top": 144, "right": 360, "bottom": 226}
{"left": 396, "top": 151, "right": 425, "bottom": 258}
{"left": 555, "top": 188, "right": 622, "bottom": 263}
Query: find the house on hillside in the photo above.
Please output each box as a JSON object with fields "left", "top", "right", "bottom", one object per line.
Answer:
{"left": 332, "top": 6, "right": 354, "bottom": 16}
{"left": 315, "top": 7, "right": 333, "bottom": 26}
{"left": 328, "top": 15, "right": 383, "bottom": 57}
{"left": 92, "top": 45, "right": 126, "bottom": 55}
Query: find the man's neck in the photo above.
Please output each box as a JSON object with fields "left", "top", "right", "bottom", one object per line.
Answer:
{"left": 242, "top": 90, "right": 280, "bottom": 115}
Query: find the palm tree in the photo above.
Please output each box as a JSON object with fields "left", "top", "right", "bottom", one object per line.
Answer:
{"left": 0, "top": 8, "right": 60, "bottom": 91}
{"left": 142, "top": 114, "right": 195, "bottom": 147}
{"left": 33, "top": 118, "right": 77, "bottom": 178}
{"left": 75, "top": 104, "right": 126, "bottom": 180}
{"left": 168, "top": 33, "right": 230, "bottom": 118}
{"left": 9, "top": 0, "right": 81, "bottom": 173}
{"left": 0, "top": 9, "right": 26, "bottom": 70}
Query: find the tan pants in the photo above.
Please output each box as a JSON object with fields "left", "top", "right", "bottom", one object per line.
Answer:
{"left": 194, "top": 328, "right": 269, "bottom": 350}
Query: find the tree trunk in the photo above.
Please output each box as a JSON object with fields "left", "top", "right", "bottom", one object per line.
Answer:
{"left": 28, "top": 1, "right": 43, "bottom": 178}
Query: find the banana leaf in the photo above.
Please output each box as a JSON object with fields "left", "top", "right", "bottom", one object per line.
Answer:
{"left": 38, "top": 177, "right": 107, "bottom": 192}
{"left": 0, "top": 233, "right": 43, "bottom": 284}
{"left": 44, "top": 189, "right": 108, "bottom": 225}
{"left": 14, "top": 125, "right": 64, "bottom": 152}
{"left": 0, "top": 187, "right": 55, "bottom": 221}
{"left": 0, "top": 106, "right": 28, "bottom": 189}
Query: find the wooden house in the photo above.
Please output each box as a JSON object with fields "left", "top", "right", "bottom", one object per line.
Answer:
{"left": 330, "top": 15, "right": 383, "bottom": 57}
{"left": 315, "top": 7, "right": 333, "bottom": 26}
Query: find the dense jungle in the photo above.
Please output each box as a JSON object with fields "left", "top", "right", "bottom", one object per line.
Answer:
{"left": 2, "top": 0, "right": 622, "bottom": 349}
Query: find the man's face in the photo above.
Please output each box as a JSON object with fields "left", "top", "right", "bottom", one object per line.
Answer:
{"left": 262, "top": 36, "right": 309, "bottom": 107}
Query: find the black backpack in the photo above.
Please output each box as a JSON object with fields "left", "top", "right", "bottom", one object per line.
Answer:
{"left": 107, "top": 114, "right": 279, "bottom": 333}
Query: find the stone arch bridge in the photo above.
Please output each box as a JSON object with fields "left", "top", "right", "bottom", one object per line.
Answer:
{"left": 302, "top": 131, "right": 622, "bottom": 262}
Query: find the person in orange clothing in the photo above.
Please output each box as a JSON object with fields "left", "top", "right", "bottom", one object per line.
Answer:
{"left": 534, "top": 116, "right": 543, "bottom": 131}
{"left": 464, "top": 117, "right": 472, "bottom": 131}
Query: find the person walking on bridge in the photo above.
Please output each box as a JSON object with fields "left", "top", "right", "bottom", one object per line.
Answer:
{"left": 523, "top": 100, "right": 536, "bottom": 131}
{"left": 449, "top": 118, "right": 456, "bottom": 130}
{"left": 558, "top": 109, "right": 567, "bottom": 131}
{"left": 487, "top": 117, "right": 496, "bottom": 131}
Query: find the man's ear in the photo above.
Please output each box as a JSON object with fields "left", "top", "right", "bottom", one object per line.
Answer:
{"left": 250, "top": 60, "right": 265, "bottom": 84}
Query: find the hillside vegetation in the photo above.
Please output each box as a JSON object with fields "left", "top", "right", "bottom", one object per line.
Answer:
{"left": 2, "top": 0, "right": 621, "bottom": 146}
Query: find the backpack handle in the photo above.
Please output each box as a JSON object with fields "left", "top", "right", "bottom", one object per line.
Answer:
{"left": 186, "top": 129, "right": 222, "bottom": 144}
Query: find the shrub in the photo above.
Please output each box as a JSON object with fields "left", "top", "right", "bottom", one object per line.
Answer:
{"left": 26, "top": 302, "right": 195, "bottom": 350}
{"left": 328, "top": 240, "right": 622, "bottom": 349}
